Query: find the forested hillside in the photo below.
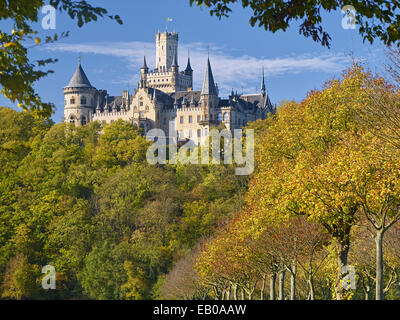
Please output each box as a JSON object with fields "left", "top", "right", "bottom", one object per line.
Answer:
{"left": 1, "top": 64, "right": 400, "bottom": 300}
{"left": 0, "top": 111, "right": 248, "bottom": 299}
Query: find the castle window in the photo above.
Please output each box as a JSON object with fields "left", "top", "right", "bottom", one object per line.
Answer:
{"left": 205, "top": 128, "right": 208, "bottom": 136}
{"left": 197, "top": 129, "right": 201, "bottom": 137}
{"left": 140, "top": 102, "right": 143, "bottom": 106}
{"left": 70, "top": 97, "right": 75, "bottom": 104}
{"left": 223, "top": 113, "right": 229, "bottom": 121}
{"left": 180, "top": 116, "right": 184, "bottom": 124}
{"left": 189, "top": 115, "right": 192, "bottom": 123}
{"left": 217, "top": 112, "right": 222, "bottom": 121}
{"left": 197, "top": 115, "right": 201, "bottom": 123}
{"left": 81, "top": 96, "right": 87, "bottom": 105}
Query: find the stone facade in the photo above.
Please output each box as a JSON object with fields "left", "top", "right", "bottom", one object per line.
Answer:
{"left": 63, "top": 31, "right": 275, "bottom": 145}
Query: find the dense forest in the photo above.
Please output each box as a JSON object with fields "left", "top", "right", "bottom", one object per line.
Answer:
{"left": 1, "top": 64, "right": 400, "bottom": 300}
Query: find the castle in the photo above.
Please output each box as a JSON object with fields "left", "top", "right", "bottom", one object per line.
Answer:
{"left": 63, "top": 31, "right": 275, "bottom": 145}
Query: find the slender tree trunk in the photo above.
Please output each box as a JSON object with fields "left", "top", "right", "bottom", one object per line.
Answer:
{"left": 278, "top": 268, "right": 285, "bottom": 300}
{"left": 241, "top": 288, "right": 245, "bottom": 300}
{"left": 397, "top": 281, "right": 400, "bottom": 300}
{"left": 375, "top": 230, "right": 384, "bottom": 300}
{"left": 260, "top": 274, "right": 266, "bottom": 300}
{"left": 233, "top": 283, "right": 238, "bottom": 300}
{"left": 308, "top": 276, "right": 315, "bottom": 300}
{"left": 226, "top": 285, "right": 231, "bottom": 300}
{"left": 336, "top": 238, "right": 350, "bottom": 300}
{"left": 270, "top": 272, "right": 276, "bottom": 300}
{"left": 290, "top": 261, "right": 297, "bottom": 300}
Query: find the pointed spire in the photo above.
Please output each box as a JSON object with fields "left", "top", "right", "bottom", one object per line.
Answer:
{"left": 185, "top": 54, "right": 193, "bottom": 72}
{"left": 190, "top": 95, "right": 195, "bottom": 105}
{"left": 152, "top": 89, "right": 156, "bottom": 101}
{"left": 112, "top": 99, "right": 116, "bottom": 111}
{"left": 66, "top": 62, "right": 93, "bottom": 88}
{"left": 201, "top": 58, "right": 217, "bottom": 96}
{"left": 261, "top": 66, "right": 266, "bottom": 96}
{"left": 141, "top": 56, "right": 148, "bottom": 70}
{"left": 127, "top": 88, "right": 130, "bottom": 107}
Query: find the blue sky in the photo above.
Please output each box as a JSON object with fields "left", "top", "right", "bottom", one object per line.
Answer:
{"left": 1, "top": 0, "right": 388, "bottom": 122}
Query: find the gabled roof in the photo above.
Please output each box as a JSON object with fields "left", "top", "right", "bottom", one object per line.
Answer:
{"left": 201, "top": 58, "right": 217, "bottom": 96}
{"left": 66, "top": 63, "right": 93, "bottom": 88}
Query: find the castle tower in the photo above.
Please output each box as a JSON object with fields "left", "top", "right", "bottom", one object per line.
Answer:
{"left": 156, "top": 31, "right": 178, "bottom": 71}
{"left": 63, "top": 62, "right": 96, "bottom": 126}
{"left": 200, "top": 57, "right": 218, "bottom": 123}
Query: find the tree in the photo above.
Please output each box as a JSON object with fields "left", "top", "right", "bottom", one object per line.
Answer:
{"left": 245, "top": 65, "right": 388, "bottom": 299}
{"left": 190, "top": 0, "right": 400, "bottom": 48}
{"left": 0, "top": 1, "right": 122, "bottom": 117}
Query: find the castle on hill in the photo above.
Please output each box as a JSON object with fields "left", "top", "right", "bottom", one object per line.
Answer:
{"left": 63, "top": 31, "right": 275, "bottom": 145}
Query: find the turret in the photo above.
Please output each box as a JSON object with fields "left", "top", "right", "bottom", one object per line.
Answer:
{"left": 200, "top": 57, "right": 219, "bottom": 122}
{"left": 63, "top": 61, "right": 96, "bottom": 126}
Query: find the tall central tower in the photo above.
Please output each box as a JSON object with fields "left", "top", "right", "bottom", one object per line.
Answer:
{"left": 156, "top": 31, "right": 178, "bottom": 71}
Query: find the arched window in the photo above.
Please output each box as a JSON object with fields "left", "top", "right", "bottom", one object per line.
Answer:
{"left": 70, "top": 97, "right": 75, "bottom": 104}
{"left": 217, "top": 112, "right": 223, "bottom": 121}
{"left": 223, "top": 113, "right": 229, "bottom": 121}
{"left": 81, "top": 96, "right": 86, "bottom": 105}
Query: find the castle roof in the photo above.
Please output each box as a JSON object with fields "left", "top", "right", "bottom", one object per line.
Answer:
{"left": 142, "top": 56, "right": 148, "bottom": 70}
{"left": 66, "top": 63, "right": 93, "bottom": 88}
{"left": 201, "top": 58, "right": 217, "bottom": 96}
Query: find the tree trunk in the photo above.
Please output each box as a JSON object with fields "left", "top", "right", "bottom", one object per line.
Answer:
{"left": 260, "top": 274, "right": 266, "bottom": 300}
{"left": 241, "top": 288, "right": 245, "bottom": 300}
{"left": 375, "top": 230, "right": 384, "bottom": 300}
{"left": 397, "top": 281, "right": 400, "bottom": 300}
{"left": 335, "top": 238, "right": 350, "bottom": 300}
{"left": 270, "top": 272, "right": 276, "bottom": 300}
{"left": 290, "top": 261, "right": 297, "bottom": 300}
{"left": 308, "top": 277, "right": 315, "bottom": 300}
{"left": 233, "top": 283, "right": 238, "bottom": 300}
{"left": 226, "top": 286, "right": 231, "bottom": 300}
{"left": 278, "top": 268, "right": 285, "bottom": 300}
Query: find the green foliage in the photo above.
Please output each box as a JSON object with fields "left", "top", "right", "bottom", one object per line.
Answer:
{"left": 0, "top": 115, "right": 245, "bottom": 299}
{"left": 190, "top": 0, "right": 400, "bottom": 48}
{"left": 0, "top": 1, "right": 122, "bottom": 117}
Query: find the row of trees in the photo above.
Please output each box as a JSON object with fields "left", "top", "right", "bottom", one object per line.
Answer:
{"left": 164, "top": 63, "right": 400, "bottom": 300}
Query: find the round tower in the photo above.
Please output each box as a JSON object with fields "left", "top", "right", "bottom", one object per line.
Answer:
{"left": 63, "top": 62, "right": 96, "bottom": 126}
